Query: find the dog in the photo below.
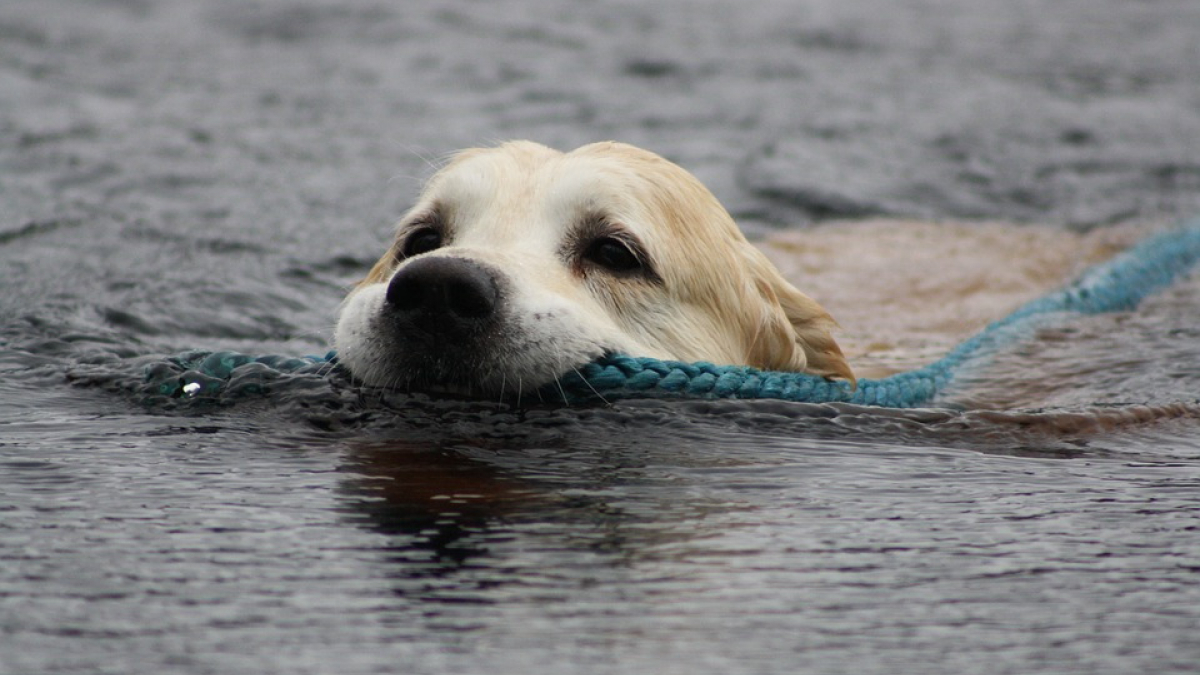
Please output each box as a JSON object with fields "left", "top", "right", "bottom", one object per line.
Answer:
{"left": 334, "top": 141, "right": 854, "bottom": 395}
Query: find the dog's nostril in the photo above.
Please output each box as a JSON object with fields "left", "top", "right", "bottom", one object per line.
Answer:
{"left": 385, "top": 272, "right": 423, "bottom": 312}
{"left": 445, "top": 276, "right": 495, "bottom": 318}
{"left": 385, "top": 257, "right": 499, "bottom": 323}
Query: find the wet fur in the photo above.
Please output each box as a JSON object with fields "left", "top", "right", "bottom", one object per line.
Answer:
{"left": 335, "top": 141, "right": 853, "bottom": 392}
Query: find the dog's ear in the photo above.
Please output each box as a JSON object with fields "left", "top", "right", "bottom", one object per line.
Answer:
{"left": 773, "top": 281, "right": 856, "bottom": 385}
{"left": 743, "top": 248, "right": 856, "bottom": 385}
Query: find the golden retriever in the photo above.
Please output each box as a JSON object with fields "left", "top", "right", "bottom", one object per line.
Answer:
{"left": 334, "top": 141, "right": 854, "bottom": 394}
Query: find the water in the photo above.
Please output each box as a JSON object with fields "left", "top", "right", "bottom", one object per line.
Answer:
{"left": 4, "top": 0, "right": 1200, "bottom": 673}
{"left": 5, "top": 387, "right": 1200, "bottom": 675}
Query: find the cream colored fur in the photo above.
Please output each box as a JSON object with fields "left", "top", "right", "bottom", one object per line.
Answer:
{"left": 335, "top": 140, "right": 853, "bottom": 392}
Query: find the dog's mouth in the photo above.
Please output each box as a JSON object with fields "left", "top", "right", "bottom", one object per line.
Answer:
{"left": 365, "top": 334, "right": 610, "bottom": 397}
{"left": 342, "top": 349, "right": 600, "bottom": 403}
{"left": 376, "top": 351, "right": 508, "bottom": 394}
{"left": 337, "top": 254, "right": 620, "bottom": 397}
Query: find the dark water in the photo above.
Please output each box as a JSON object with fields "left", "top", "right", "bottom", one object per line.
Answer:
{"left": 4, "top": 1, "right": 1200, "bottom": 673}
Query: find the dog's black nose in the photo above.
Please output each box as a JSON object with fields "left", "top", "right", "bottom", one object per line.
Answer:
{"left": 385, "top": 257, "right": 500, "bottom": 332}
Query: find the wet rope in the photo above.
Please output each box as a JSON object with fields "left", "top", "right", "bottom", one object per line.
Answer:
{"left": 149, "top": 222, "right": 1200, "bottom": 408}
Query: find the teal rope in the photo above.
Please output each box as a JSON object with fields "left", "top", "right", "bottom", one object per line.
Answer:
{"left": 560, "top": 223, "right": 1200, "bottom": 406}
{"left": 149, "top": 222, "right": 1200, "bottom": 408}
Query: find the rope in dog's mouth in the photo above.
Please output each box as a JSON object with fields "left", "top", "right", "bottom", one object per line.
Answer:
{"left": 144, "top": 220, "right": 1200, "bottom": 409}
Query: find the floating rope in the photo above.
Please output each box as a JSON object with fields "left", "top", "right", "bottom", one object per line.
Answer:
{"left": 148, "top": 222, "right": 1200, "bottom": 408}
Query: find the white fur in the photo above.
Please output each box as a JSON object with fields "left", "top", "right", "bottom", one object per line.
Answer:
{"left": 334, "top": 141, "right": 853, "bottom": 394}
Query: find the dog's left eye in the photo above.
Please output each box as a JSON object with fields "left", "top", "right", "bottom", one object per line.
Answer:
{"left": 583, "top": 236, "right": 642, "bottom": 273}
{"left": 400, "top": 228, "right": 443, "bottom": 258}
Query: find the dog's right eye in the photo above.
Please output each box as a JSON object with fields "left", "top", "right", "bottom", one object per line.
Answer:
{"left": 583, "top": 236, "right": 642, "bottom": 273}
{"left": 400, "top": 228, "right": 443, "bottom": 259}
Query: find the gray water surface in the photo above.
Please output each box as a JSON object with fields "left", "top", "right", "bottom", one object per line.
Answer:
{"left": 4, "top": 1, "right": 1200, "bottom": 674}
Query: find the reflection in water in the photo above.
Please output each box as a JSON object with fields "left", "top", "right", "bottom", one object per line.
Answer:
{"left": 333, "top": 417, "right": 769, "bottom": 598}
{"left": 332, "top": 386, "right": 1200, "bottom": 598}
{"left": 339, "top": 438, "right": 541, "bottom": 571}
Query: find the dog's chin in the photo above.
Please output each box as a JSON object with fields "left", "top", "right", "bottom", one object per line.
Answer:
{"left": 343, "top": 340, "right": 609, "bottom": 398}
{"left": 367, "top": 358, "right": 516, "bottom": 397}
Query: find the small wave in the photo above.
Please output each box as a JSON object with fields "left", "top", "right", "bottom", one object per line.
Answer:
{"left": 56, "top": 350, "right": 1200, "bottom": 464}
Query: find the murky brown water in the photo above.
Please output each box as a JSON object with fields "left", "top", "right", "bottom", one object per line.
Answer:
{"left": 761, "top": 219, "right": 1163, "bottom": 379}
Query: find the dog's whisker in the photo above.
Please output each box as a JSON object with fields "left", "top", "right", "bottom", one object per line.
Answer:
{"left": 552, "top": 376, "right": 570, "bottom": 407}
{"left": 572, "top": 366, "right": 609, "bottom": 406}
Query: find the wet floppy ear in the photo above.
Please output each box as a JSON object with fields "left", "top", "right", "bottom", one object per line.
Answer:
{"left": 775, "top": 281, "right": 856, "bottom": 386}
{"left": 744, "top": 249, "right": 856, "bottom": 385}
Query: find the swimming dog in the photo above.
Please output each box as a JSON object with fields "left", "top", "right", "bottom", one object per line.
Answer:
{"left": 334, "top": 141, "right": 853, "bottom": 394}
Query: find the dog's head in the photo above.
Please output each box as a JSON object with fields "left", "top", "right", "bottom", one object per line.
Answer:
{"left": 334, "top": 141, "right": 853, "bottom": 394}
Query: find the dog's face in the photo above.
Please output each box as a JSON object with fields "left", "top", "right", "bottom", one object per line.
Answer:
{"left": 334, "top": 141, "right": 853, "bottom": 394}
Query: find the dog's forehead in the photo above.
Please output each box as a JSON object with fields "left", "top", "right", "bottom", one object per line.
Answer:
{"left": 428, "top": 147, "right": 645, "bottom": 241}
{"left": 420, "top": 142, "right": 746, "bottom": 259}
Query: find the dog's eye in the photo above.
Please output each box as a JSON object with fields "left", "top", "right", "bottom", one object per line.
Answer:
{"left": 583, "top": 237, "right": 642, "bottom": 273}
{"left": 400, "top": 228, "right": 442, "bottom": 258}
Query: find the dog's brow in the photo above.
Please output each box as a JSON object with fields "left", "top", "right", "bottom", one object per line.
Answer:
{"left": 565, "top": 211, "right": 618, "bottom": 249}
{"left": 400, "top": 201, "right": 447, "bottom": 231}
{"left": 561, "top": 211, "right": 661, "bottom": 283}
{"left": 391, "top": 202, "right": 451, "bottom": 253}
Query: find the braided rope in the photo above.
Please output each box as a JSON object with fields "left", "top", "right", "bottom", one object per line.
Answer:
{"left": 149, "top": 222, "right": 1200, "bottom": 408}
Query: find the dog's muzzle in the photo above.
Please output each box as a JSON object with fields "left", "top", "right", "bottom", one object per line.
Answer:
{"left": 383, "top": 256, "right": 501, "bottom": 342}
